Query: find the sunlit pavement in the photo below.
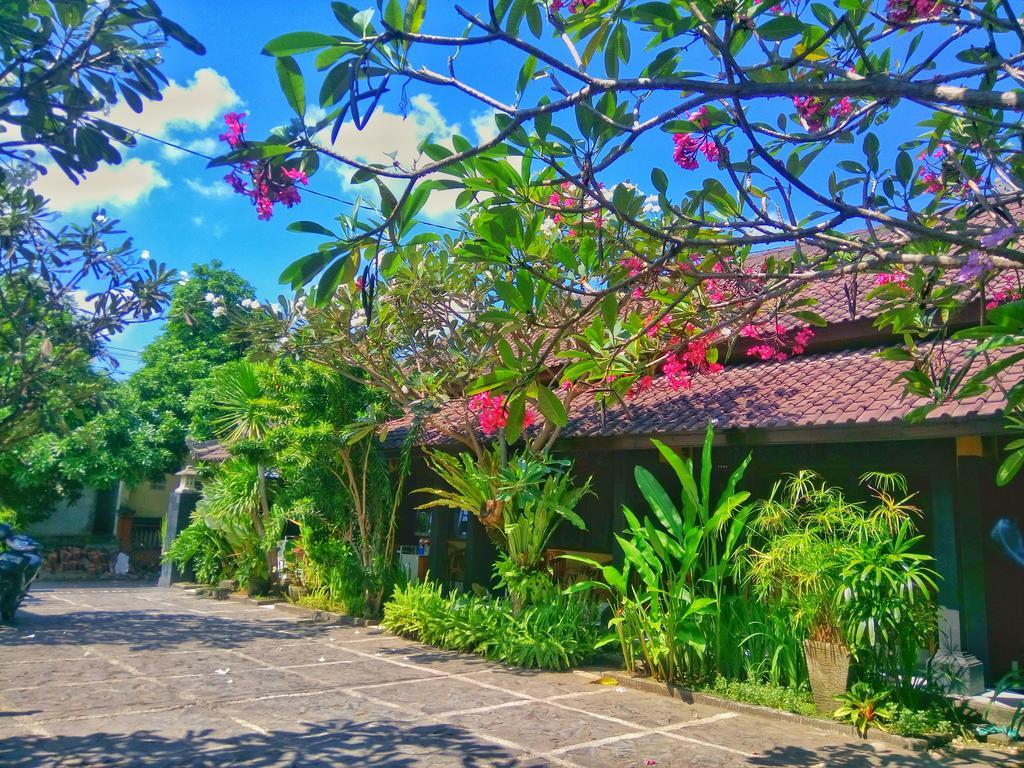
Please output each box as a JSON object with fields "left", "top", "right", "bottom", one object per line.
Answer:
{"left": 0, "top": 584, "right": 1014, "bottom": 767}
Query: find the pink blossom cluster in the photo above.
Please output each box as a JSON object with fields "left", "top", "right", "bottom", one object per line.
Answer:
{"left": 645, "top": 313, "right": 673, "bottom": 338}
{"left": 742, "top": 323, "right": 814, "bottom": 362}
{"left": 874, "top": 270, "right": 908, "bottom": 287}
{"left": 916, "top": 144, "right": 976, "bottom": 198}
{"left": 219, "top": 113, "right": 307, "bottom": 220}
{"left": 661, "top": 337, "right": 723, "bottom": 391}
{"left": 225, "top": 163, "right": 307, "bottom": 220}
{"left": 886, "top": 0, "right": 942, "bottom": 24}
{"left": 551, "top": 0, "right": 595, "bottom": 12}
{"left": 672, "top": 132, "right": 718, "bottom": 171}
{"left": 220, "top": 112, "right": 247, "bottom": 148}
{"left": 545, "top": 180, "right": 606, "bottom": 235}
{"left": 986, "top": 290, "right": 1022, "bottom": 311}
{"left": 620, "top": 256, "right": 646, "bottom": 277}
{"left": 468, "top": 391, "right": 537, "bottom": 437}
{"left": 627, "top": 375, "right": 654, "bottom": 399}
{"left": 792, "top": 96, "right": 854, "bottom": 133}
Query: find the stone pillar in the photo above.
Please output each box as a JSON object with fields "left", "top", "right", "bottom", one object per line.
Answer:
{"left": 158, "top": 466, "right": 200, "bottom": 588}
{"left": 929, "top": 440, "right": 986, "bottom": 695}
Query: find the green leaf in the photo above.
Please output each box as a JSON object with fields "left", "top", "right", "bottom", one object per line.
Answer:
{"left": 997, "top": 449, "right": 1024, "bottom": 487}
{"left": 535, "top": 386, "right": 567, "bottom": 426}
{"left": 384, "top": 0, "right": 403, "bottom": 29}
{"left": 634, "top": 466, "right": 683, "bottom": 541}
{"left": 759, "top": 16, "right": 805, "bottom": 41}
{"left": 287, "top": 220, "right": 336, "bottom": 236}
{"left": 504, "top": 391, "right": 526, "bottom": 444}
{"left": 651, "top": 167, "right": 668, "bottom": 194}
{"left": 206, "top": 143, "right": 293, "bottom": 168}
{"left": 262, "top": 32, "right": 339, "bottom": 56}
{"left": 312, "top": 255, "right": 349, "bottom": 306}
{"left": 275, "top": 56, "right": 306, "bottom": 119}
{"left": 404, "top": 0, "right": 427, "bottom": 34}
{"left": 895, "top": 151, "right": 913, "bottom": 186}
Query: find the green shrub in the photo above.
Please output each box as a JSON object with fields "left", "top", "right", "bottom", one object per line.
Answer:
{"left": 298, "top": 534, "right": 367, "bottom": 615}
{"left": 833, "top": 682, "right": 895, "bottom": 737}
{"left": 382, "top": 580, "right": 601, "bottom": 671}
{"left": 749, "top": 470, "right": 939, "bottom": 703}
{"left": 564, "top": 424, "right": 754, "bottom": 685}
{"left": 702, "top": 676, "right": 817, "bottom": 717}
{"left": 164, "top": 519, "right": 233, "bottom": 585}
{"left": 0, "top": 505, "right": 17, "bottom": 527}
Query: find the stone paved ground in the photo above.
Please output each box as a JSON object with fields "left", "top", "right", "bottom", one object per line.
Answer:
{"left": 0, "top": 584, "right": 1017, "bottom": 767}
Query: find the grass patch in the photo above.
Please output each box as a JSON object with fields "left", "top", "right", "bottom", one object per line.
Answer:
{"left": 700, "top": 676, "right": 818, "bottom": 717}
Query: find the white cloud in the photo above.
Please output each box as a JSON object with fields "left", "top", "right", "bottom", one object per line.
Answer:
{"left": 34, "top": 159, "right": 168, "bottom": 212}
{"left": 161, "top": 136, "right": 220, "bottom": 162}
{"left": 30, "top": 69, "right": 239, "bottom": 213}
{"left": 107, "top": 67, "right": 241, "bottom": 141}
{"left": 186, "top": 178, "right": 233, "bottom": 200}
{"left": 319, "top": 95, "right": 464, "bottom": 219}
{"left": 471, "top": 111, "right": 499, "bottom": 143}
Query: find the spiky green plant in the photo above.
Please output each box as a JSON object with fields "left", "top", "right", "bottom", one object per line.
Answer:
{"left": 565, "top": 423, "right": 753, "bottom": 684}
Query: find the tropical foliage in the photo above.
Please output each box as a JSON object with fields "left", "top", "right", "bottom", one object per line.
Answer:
{"left": 565, "top": 424, "right": 756, "bottom": 683}
{"left": 417, "top": 447, "right": 590, "bottom": 604}
{"left": 0, "top": 0, "right": 204, "bottom": 512}
{"left": 749, "top": 470, "right": 939, "bottom": 703}
{"left": 217, "top": 0, "right": 1024, "bottom": 465}
{"left": 383, "top": 579, "right": 601, "bottom": 671}
{"left": 168, "top": 355, "right": 406, "bottom": 609}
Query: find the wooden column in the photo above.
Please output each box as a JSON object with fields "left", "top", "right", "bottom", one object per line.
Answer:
{"left": 928, "top": 439, "right": 986, "bottom": 694}
{"left": 428, "top": 509, "right": 447, "bottom": 584}
{"left": 955, "top": 438, "right": 990, "bottom": 670}
{"left": 464, "top": 513, "right": 497, "bottom": 592}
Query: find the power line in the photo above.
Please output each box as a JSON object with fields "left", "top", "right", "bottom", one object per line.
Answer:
{"left": 99, "top": 119, "right": 465, "bottom": 234}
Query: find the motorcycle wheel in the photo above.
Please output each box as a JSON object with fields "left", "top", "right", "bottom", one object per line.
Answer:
{"left": 0, "top": 582, "right": 17, "bottom": 623}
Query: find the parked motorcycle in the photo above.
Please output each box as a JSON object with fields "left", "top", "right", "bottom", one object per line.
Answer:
{"left": 0, "top": 523, "right": 42, "bottom": 622}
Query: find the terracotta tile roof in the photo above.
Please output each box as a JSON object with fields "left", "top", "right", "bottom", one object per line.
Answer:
{"left": 758, "top": 265, "right": 1022, "bottom": 327}
{"left": 188, "top": 439, "right": 229, "bottom": 463}
{"left": 384, "top": 340, "right": 1020, "bottom": 448}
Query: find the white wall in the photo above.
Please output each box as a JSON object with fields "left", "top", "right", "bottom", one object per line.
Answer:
{"left": 26, "top": 488, "right": 98, "bottom": 537}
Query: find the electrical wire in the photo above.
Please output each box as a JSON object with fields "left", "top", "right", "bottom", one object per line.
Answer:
{"left": 97, "top": 119, "right": 465, "bottom": 234}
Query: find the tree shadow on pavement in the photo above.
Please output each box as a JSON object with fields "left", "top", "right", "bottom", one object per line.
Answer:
{"left": 0, "top": 717, "right": 523, "bottom": 768}
{"left": 750, "top": 743, "right": 1022, "bottom": 767}
{"left": 0, "top": 609, "right": 336, "bottom": 652}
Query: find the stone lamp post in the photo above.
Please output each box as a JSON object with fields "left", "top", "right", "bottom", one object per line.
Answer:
{"left": 158, "top": 465, "right": 201, "bottom": 587}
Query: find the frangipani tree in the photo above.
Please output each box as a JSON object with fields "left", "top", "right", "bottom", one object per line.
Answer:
{"left": 217, "top": 0, "right": 1024, "bottom": 449}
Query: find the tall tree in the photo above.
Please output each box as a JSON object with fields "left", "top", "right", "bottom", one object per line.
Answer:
{"left": 0, "top": 0, "right": 204, "bottom": 508}
{"left": 228, "top": 0, "right": 1024, "bottom": 479}
{"left": 128, "top": 262, "right": 255, "bottom": 473}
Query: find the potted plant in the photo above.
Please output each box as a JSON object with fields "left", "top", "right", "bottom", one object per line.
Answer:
{"left": 748, "top": 471, "right": 937, "bottom": 713}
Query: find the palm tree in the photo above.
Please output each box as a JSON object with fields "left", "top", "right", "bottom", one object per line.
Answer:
{"left": 207, "top": 360, "right": 285, "bottom": 576}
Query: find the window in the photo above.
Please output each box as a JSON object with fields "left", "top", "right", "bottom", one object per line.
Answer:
{"left": 149, "top": 477, "right": 166, "bottom": 491}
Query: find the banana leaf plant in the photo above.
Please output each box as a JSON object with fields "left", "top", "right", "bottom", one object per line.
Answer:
{"left": 564, "top": 423, "right": 752, "bottom": 683}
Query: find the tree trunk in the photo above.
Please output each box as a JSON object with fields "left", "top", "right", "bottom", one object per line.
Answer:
{"left": 255, "top": 462, "right": 276, "bottom": 581}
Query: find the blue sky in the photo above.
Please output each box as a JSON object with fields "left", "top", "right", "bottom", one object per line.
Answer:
{"left": 33, "top": 2, "right": 938, "bottom": 374}
{"left": 36, "top": 2, "right": 514, "bottom": 372}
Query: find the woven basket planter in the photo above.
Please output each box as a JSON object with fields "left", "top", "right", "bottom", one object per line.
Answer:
{"left": 803, "top": 639, "right": 851, "bottom": 714}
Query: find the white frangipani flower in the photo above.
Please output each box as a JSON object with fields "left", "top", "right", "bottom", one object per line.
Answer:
{"left": 212, "top": 305, "right": 228, "bottom": 318}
